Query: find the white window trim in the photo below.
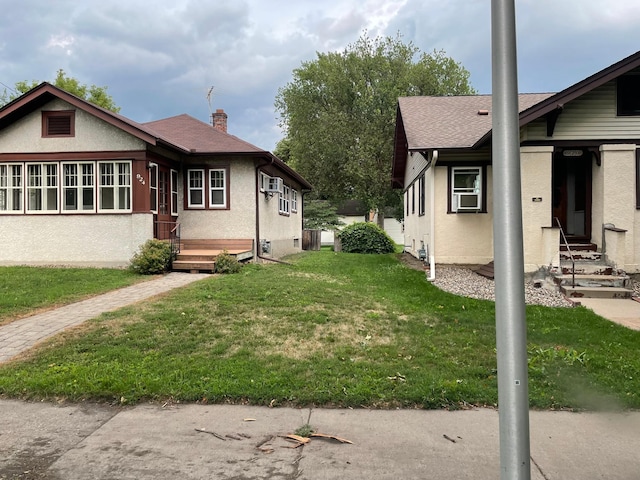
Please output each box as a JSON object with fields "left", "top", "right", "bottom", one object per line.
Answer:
{"left": 209, "top": 168, "right": 227, "bottom": 208}
{"left": 291, "top": 189, "right": 298, "bottom": 213}
{"left": 259, "top": 172, "right": 270, "bottom": 192}
{"left": 61, "top": 161, "right": 96, "bottom": 213}
{"left": 149, "top": 163, "right": 158, "bottom": 214}
{"left": 0, "top": 163, "right": 24, "bottom": 214}
{"left": 451, "top": 166, "right": 482, "bottom": 212}
{"left": 97, "top": 161, "right": 132, "bottom": 213}
{"left": 170, "top": 169, "right": 179, "bottom": 215}
{"left": 187, "top": 169, "right": 205, "bottom": 208}
{"left": 26, "top": 162, "right": 59, "bottom": 214}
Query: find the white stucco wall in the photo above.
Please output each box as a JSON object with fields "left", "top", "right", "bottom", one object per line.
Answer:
{"left": 434, "top": 165, "right": 494, "bottom": 265}
{"left": 177, "top": 161, "right": 256, "bottom": 240}
{"left": 0, "top": 213, "right": 153, "bottom": 267}
{"left": 258, "top": 183, "right": 303, "bottom": 258}
{"left": 0, "top": 99, "right": 145, "bottom": 153}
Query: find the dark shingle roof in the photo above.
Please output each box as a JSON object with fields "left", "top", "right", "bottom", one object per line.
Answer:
{"left": 397, "top": 93, "right": 554, "bottom": 150}
{"left": 142, "top": 114, "right": 264, "bottom": 154}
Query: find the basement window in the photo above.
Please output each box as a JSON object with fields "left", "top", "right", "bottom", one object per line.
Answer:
{"left": 42, "top": 111, "right": 75, "bottom": 137}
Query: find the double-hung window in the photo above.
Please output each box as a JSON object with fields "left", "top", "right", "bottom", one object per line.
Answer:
{"left": 188, "top": 170, "right": 205, "bottom": 208}
{"left": 27, "top": 163, "right": 58, "bottom": 212}
{"left": 451, "top": 166, "right": 482, "bottom": 212}
{"left": 149, "top": 163, "right": 158, "bottom": 213}
{"left": 98, "top": 161, "right": 131, "bottom": 211}
{"left": 291, "top": 189, "right": 298, "bottom": 213}
{"left": 279, "top": 184, "right": 290, "bottom": 214}
{"left": 0, "top": 164, "right": 23, "bottom": 213}
{"left": 62, "top": 162, "right": 95, "bottom": 212}
{"left": 171, "top": 170, "right": 179, "bottom": 215}
{"left": 209, "top": 169, "right": 226, "bottom": 208}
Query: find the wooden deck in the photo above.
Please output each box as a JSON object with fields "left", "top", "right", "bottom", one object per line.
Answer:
{"left": 172, "top": 239, "right": 254, "bottom": 273}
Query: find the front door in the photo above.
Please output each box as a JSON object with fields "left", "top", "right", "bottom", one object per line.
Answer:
{"left": 151, "top": 164, "right": 175, "bottom": 240}
{"left": 552, "top": 149, "right": 592, "bottom": 242}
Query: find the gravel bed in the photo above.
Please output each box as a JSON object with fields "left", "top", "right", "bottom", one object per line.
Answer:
{"left": 430, "top": 266, "right": 574, "bottom": 308}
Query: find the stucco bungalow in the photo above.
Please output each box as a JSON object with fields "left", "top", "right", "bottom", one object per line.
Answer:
{"left": 393, "top": 50, "right": 640, "bottom": 275}
{"left": 0, "top": 83, "right": 311, "bottom": 268}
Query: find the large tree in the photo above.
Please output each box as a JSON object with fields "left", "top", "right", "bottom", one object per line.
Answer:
{"left": 1, "top": 69, "right": 120, "bottom": 113}
{"left": 275, "top": 33, "right": 475, "bottom": 224}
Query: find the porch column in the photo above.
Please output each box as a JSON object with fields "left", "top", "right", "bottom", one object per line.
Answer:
{"left": 599, "top": 144, "right": 637, "bottom": 272}
{"left": 520, "top": 145, "right": 553, "bottom": 271}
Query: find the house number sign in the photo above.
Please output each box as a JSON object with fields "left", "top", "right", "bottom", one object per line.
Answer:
{"left": 136, "top": 173, "right": 146, "bottom": 185}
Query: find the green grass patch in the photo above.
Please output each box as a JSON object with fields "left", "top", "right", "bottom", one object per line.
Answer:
{"left": 0, "top": 266, "right": 144, "bottom": 325}
{"left": 0, "top": 252, "right": 638, "bottom": 411}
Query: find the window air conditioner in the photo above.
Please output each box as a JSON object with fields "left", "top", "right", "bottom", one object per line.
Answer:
{"left": 266, "top": 177, "right": 283, "bottom": 193}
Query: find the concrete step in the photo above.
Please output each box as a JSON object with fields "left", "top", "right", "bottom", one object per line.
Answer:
{"left": 560, "top": 261, "right": 615, "bottom": 275}
{"left": 554, "top": 274, "right": 631, "bottom": 289}
{"left": 560, "top": 285, "right": 633, "bottom": 299}
{"left": 560, "top": 250, "right": 602, "bottom": 261}
{"left": 560, "top": 243, "right": 597, "bottom": 252}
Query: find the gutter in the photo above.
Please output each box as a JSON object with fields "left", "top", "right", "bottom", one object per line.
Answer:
{"left": 427, "top": 150, "right": 438, "bottom": 281}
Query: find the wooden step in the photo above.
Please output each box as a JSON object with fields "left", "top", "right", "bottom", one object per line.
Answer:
{"left": 560, "top": 243, "right": 597, "bottom": 252}
{"left": 560, "top": 250, "right": 602, "bottom": 261}
{"left": 172, "top": 260, "right": 216, "bottom": 273}
{"left": 474, "top": 261, "right": 494, "bottom": 279}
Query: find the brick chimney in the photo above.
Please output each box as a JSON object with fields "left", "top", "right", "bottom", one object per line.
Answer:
{"left": 212, "top": 109, "right": 228, "bottom": 133}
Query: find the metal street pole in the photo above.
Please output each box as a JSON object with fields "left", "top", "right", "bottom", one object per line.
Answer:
{"left": 491, "top": 1, "right": 531, "bottom": 479}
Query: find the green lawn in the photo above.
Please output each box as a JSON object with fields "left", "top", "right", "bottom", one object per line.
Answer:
{"left": 0, "top": 251, "right": 638, "bottom": 410}
{"left": 0, "top": 266, "right": 145, "bottom": 325}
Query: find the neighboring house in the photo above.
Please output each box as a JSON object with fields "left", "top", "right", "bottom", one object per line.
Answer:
{"left": 393, "top": 50, "right": 640, "bottom": 274}
{"left": 320, "top": 199, "right": 404, "bottom": 246}
{"left": 0, "top": 83, "right": 311, "bottom": 268}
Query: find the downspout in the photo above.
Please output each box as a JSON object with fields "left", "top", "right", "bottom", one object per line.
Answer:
{"left": 427, "top": 150, "right": 438, "bottom": 281}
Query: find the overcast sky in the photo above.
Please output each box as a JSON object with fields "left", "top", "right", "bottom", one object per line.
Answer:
{"left": 1, "top": 0, "right": 639, "bottom": 151}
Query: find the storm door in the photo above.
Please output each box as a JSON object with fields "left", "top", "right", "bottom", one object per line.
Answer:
{"left": 552, "top": 149, "right": 592, "bottom": 242}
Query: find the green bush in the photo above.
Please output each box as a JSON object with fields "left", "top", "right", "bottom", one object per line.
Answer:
{"left": 129, "top": 240, "right": 173, "bottom": 275}
{"left": 337, "top": 222, "right": 395, "bottom": 254}
{"left": 215, "top": 250, "right": 242, "bottom": 274}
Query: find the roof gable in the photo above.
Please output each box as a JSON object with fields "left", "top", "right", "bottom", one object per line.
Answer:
{"left": 392, "top": 50, "right": 640, "bottom": 187}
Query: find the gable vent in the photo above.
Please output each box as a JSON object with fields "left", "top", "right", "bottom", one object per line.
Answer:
{"left": 43, "top": 111, "right": 75, "bottom": 137}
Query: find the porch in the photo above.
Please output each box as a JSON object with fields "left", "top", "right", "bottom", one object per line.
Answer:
{"left": 171, "top": 239, "right": 254, "bottom": 273}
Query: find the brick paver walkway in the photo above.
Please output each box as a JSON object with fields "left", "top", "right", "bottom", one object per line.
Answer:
{"left": 0, "top": 272, "right": 211, "bottom": 364}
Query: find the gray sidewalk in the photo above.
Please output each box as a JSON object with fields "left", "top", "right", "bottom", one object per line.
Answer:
{"left": 0, "top": 272, "right": 210, "bottom": 363}
{"left": 1, "top": 400, "right": 639, "bottom": 479}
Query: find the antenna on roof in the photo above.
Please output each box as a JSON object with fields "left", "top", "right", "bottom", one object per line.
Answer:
{"left": 206, "top": 86, "right": 214, "bottom": 115}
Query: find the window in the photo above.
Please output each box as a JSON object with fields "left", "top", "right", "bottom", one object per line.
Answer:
{"left": 159, "top": 170, "right": 169, "bottom": 214}
{"left": 260, "top": 172, "right": 270, "bottom": 191}
{"left": 450, "top": 166, "right": 483, "bottom": 212}
{"left": 411, "top": 184, "right": 415, "bottom": 214}
{"left": 617, "top": 74, "right": 640, "bottom": 116}
{"left": 209, "top": 169, "right": 226, "bottom": 208}
{"left": 188, "top": 169, "right": 204, "bottom": 208}
{"left": 98, "top": 161, "right": 131, "bottom": 211}
{"left": 62, "top": 162, "right": 94, "bottom": 212}
{"left": 26, "top": 163, "right": 58, "bottom": 212}
{"left": 149, "top": 163, "right": 158, "bottom": 213}
{"left": 42, "top": 111, "right": 75, "bottom": 137}
{"left": 171, "top": 170, "right": 178, "bottom": 215}
{"left": 279, "top": 184, "right": 290, "bottom": 214}
{"left": 291, "top": 189, "right": 298, "bottom": 213}
{"left": 406, "top": 190, "right": 409, "bottom": 216}
{"left": 418, "top": 174, "right": 426, "bottom": 216}
{"left": 0, "top": 164, "right": 23, "bottom": 213}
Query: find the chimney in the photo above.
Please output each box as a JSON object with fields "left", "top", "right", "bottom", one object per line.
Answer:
{"left": 212, "top": 109, "right": 228, "bottom": 133}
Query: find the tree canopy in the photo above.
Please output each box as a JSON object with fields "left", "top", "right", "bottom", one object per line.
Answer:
{"left": 1, "top": 69, "right": 120, "bottom": 113}
{"left": 275, "top": 33, "right": 475, "bottom": 222}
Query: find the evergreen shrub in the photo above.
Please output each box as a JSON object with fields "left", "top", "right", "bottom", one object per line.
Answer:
{"left": 337, "top": 222, "right": 395, "bottom": 254}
